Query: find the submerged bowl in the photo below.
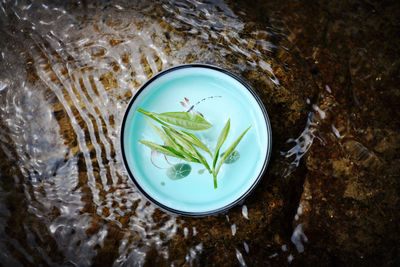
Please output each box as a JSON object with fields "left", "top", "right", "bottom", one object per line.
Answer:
{"left": 120, "top": 64, "right": 272, "bottom": 216}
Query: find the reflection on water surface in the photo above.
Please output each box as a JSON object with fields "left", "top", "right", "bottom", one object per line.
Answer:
{"left": 0, "top": 0, "right": 399, "bottom": 266}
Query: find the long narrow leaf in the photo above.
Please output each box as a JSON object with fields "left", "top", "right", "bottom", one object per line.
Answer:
{"left": 139, "top": 140, "right": 200, "bottom": 163}
{"left": 215, "top": 126, "right": 251, "bottom": 176}
{"left": 164, "top": 127, "right": 211, "bottom": 172}
{"left": 138, "top": 108, "right": 212, "bottom": 130}
{"left": 139, "top": 140, "right": 185, "bottom": 159}
{"left": 145, "top": 118, "right": 174, "bottom": 146}
{"left": 213, "top": 119, "right": 230, "bottom": 170}
{"left": 163, "top": 127, "right": 198, "bottom": 157}
{"left": 195, "top": 149, "right": 212, "bottom": 173}
{"left": 180, "top": 130, "right": 213, "bottom": 157}
{"left": 162, "top": 127, "right": 202, "bottom": 164}
{"left": 139, "top": 109, "right": 212, "bottom": 156}
{"left": 137, "top": 108, "right": 153, "bottom": 117}
{"left": 146, "top": 119, "right": 199, "bottom": 162}
{"left": 157, "top": 112, "right": 212, "bottom": 130}
{"left": 138, "top": 108, "right": 168, "bottom": 127}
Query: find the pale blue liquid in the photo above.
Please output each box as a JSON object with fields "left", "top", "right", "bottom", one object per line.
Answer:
{"left": 122, "top": 66, "right": 271, "bottom": 214}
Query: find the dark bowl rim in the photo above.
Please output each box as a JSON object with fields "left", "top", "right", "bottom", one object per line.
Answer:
{"left": 120, "top": 63, "right": 272, "bottom": 217}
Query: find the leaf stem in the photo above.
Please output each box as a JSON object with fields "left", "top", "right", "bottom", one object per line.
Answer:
{"left": 213, "top": 172, "right": 217, "bottom": 189}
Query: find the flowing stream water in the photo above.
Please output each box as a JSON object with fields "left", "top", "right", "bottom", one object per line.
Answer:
{"left": 1, "top": 0, "right": 399, "bottom": 266}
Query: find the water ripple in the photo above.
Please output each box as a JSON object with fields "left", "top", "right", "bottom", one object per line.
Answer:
{"left": 0, "top": 0, "right": 309, "bottom": 265}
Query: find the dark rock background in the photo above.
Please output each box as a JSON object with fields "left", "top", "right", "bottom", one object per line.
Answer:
{"left": 0, "top": 0, "right": 399, "bottom": 266}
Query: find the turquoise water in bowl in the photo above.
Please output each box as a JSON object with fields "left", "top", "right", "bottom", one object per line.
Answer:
{"left": 122, "top": 65, "right": 271, "bottom": 214}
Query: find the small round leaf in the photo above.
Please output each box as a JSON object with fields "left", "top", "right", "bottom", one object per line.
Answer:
{"left": 167, "top": 163, "right": 192, "bottom": 180}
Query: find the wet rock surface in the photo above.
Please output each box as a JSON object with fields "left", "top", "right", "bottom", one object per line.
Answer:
{"left": 0, "top": 0, "right": 399, "bottom": 266}
{"left": 234, "top": 1, "right": 400, "bottom": 265}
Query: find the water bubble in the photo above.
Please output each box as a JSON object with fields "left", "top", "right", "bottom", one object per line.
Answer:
{"left": 332, "top": 124, "right": 341, "bottom": 138}
{"left": 0, "top": 80, "right": 9, "bottom": 91}
{"left": 235, "top": 249, "right": 247, "bottom": 266}
{"left": 291, "top": 224, "right": 308, "bottom": 253}
{"left": 242, "top": 205, "right": 249, "bottom": 220}
{"left": 325, "top": 85, "right": 332, "bottom": 93}
{"left": 269, "top": 253, "right": 278, "bottom": 259}
{"left": 243, "top": 241, "right": 249, "bottom": 253}
{"left": 231, "top": 224, "right": 236, "bottom": 236}
{"left": 288, "top": 254, "right": 294, "bottom": 263}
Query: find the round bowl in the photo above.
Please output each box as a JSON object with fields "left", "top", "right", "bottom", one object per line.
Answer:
{"left": 120, "top": 64, "right": 272, "bottom": 216}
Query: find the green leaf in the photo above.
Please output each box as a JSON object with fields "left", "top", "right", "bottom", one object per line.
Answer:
{"left": 138, "top": 107, "right": 249, "bottom": 189}
{"left": 167, "top": 163, "right": 191, "bottom": 180}
{"left": 213, "top": 119, "right": 230, "bottom": 170}
{"left": 164, "top": 127, "right": 212, "bottom": 173}
{"left": 145, "top": 118, "right": 174, "bottom": 146}
{"left": 139, "top": 109, "right": 212, "bottom": 156}
{"left": 157, "top": 112, "right": 212, "bottom": 130}
{"left": 138, "top": 108, "right": 212, "bottom": 131}
{"left": 163, "top": 127, "right": 197, "bottom": 157}
{"left": 137, "top": 108, "right": 169, "bottom": 127}
{"left": 180, "top": 130, "right": 213, "bottom": 157}
{"left": 221, "top": 150, "right": 240, "bottom": 164}
{"left": 139, "top": 140, "right": 186, "bottom": 159}
{"left": 195, "top": 149, "right": 212, "bottom": 173}
{"left": 215, "top": 126, "right": 251, "bottom": 176}
{"left": 137, "top": 108, "right": 153, "bottom": 117}
{"left": 162, "top": 127, "right": 200, "bottom": 164}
